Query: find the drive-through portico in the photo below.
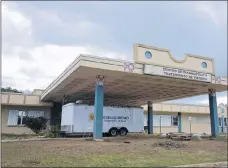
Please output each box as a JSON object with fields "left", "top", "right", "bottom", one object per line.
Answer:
{"left": 40, "top": 43, "right": 228, "bottom": 139}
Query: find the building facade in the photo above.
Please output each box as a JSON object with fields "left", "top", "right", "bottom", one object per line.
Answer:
{"left": 143, "top": 103, "right": 227, "bottom": 135}
{"left": 1, "top": 90, "right": 53, "bottom": 134}
{"left": 1, "top": 44, "right": 228, "bottom": 138}
{"left": 1, "top": 90, "right": 227, "bottom": 135}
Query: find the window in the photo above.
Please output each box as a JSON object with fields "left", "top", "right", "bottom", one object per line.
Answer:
{"left": 201, "top": 62, "right": 207, "bottom": 68}
{"left": 17, "top": 111, "right": 27, "bottom": 125}
{"left": 161, "top": 115, "right": 172, "bottom": 126}
{"left": 171, "top": 116, "right": 178, "bottom": 126}
{"left": 8, "top": 110, "right": 44, "bottom": 126}
{"left": 219, "top": 118, "right": 222, "bottom": 127}
{"left": 145, "top": 51, "right": 152, "bottom": 59}
{"left": 153, "top": 115, "right": 160, "bottom": 126}
{"left": 144, "top": 115, "right": 147, "bottom": 126}
{"left": 153, "top": 115, "right": 172, "bottom": 126}
{"left": 145, "top": 115, "right": 179, "bottom": 127}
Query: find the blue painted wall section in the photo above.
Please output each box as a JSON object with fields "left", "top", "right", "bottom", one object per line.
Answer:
{"left": 93, "top": 76, "right": 104, "bottom": 139}
{"left": 208, "top": 89, "right": 219, "bottom": 137}
{"left": 148, "top": 101, "right": 153, "bottom": 134}
{"left": 178, "top": 112, "right": 182, "bottom": 133}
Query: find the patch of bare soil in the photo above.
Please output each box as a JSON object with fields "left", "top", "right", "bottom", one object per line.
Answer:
{"left": 38, "top": 135, "right": 226, "bottom": 155}
{"left": 3, "top": 134, "right": 226, "bottom": 156}
{"left": 21, "top": 159, "right": 40, "bottom": 165}
{"left": 153, "top": 141, "right": 187, "bottom": 149}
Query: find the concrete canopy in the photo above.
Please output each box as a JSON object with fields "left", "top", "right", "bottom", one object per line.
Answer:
{"left": 41, "top": 51, "right": 227, "bottom": 107}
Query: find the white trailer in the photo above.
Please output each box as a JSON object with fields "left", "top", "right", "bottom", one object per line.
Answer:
{"left": 60, "top": 103, "right": 144, "bottom": 136}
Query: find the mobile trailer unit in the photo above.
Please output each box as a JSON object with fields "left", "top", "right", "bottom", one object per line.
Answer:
{"left": 60, "top": 103, "right": 145, "bottom": 136}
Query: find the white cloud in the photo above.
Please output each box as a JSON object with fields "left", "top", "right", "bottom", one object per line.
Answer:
{"left": 2, "top": 2, "right": 128, "bottom": 91}
{"left": 33, "top": 10, "right": 104, "bottom": 39}
{"left": 2, "top": 3, "right": 31, "bottom": 33}
{"left": 193, "top": 1, "right": 227, "bottom": 28}
{"left": 199, "top": 96, "right": 228, "bottom": 106}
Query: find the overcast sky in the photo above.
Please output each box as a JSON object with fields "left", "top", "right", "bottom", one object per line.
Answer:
{"left": 2, "top": 1, "right": 227, "bottom": 105}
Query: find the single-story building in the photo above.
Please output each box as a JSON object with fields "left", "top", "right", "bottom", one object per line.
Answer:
{"left": 143, "top": 103, "right": 227, "bottom": 135}
{"left": 1, "top": 90, "right": 227, "bottom": 135}
{"left": 1, "top": 43, "right": 227, "bottom": 138}
{"left": 1, "top": 90, "right": 53, "bottom": 134}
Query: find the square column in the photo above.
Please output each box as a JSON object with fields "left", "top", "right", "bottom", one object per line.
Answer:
{"left": 208, "top": 89, "right": 219, "bottom": 137}
{"left": 148, "top": 101, "right": 153, "bottom": 134}
{"left": 221, "top": 115, "right": 224, "bottom": 133}
{"left": 221, "top": 107, "right": 225, "bottom": 133}
{"left": 93, "top": 75, "right": 104, "bottom": 140}
{"left": 178, "top": 112, "right": 182, "bottom": 133}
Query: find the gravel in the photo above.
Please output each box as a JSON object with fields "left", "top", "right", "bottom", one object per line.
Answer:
{"left": 153, "top": 141, "right": 187, "bottom": 149}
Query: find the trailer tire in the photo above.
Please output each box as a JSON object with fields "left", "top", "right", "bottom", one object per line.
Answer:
{"left": 120, "top": 127, "right": 128, "bottom": 136}
{"left": 109, "top": 128, "right": 118, "bottom": 137}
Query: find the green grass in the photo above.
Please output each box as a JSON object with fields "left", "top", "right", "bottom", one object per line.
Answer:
{"left": 7, "top": 150, "right": 226, "bottom": 167}
{"left": 213, "top": 135, "right": 228, "bottom": 141}
{"left": 73, "top": 152, "right": 225, "bottom": 167}
{"left": 201, "top": 135, "right": 228, "bottom": 141}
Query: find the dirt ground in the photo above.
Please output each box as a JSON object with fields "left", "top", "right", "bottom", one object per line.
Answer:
{"left": 2, "top": 134, "right": 228, "bottom": 167}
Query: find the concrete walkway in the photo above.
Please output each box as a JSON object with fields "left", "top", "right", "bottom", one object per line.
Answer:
{"left": 172, "top": 161, "right": 227, "bottom": 167}
{"left": 1, "top": 137, "right": 88, "bottom": 143}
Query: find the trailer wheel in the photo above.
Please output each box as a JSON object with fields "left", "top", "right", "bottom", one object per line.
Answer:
{"left": 120, "top": 128, "right": 128, "bottom": 136}
{"left": 109, "top": 128, "right": 118, "bottom": 137}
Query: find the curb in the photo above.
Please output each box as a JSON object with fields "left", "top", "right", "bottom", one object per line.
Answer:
{"left": 1, "top": 138, "right": 88, "bottom": 143}
{"left": 171, "top": 161, "right": 227, "bottom": 167}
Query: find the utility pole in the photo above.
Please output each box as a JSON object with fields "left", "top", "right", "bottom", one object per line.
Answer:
{"left": 159, "top": 116, "right": 162, "bottom": 135}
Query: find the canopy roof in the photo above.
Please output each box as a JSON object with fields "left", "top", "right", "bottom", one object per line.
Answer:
{"left": 41, "top": 54, "right": 227, "bottom": 107}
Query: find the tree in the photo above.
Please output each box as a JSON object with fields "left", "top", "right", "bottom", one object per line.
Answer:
{"left": 1, "top": 87, "right": 22, "bottom": 93}
{"left": 23, "top": 116, "right": 48, "bottom": 134}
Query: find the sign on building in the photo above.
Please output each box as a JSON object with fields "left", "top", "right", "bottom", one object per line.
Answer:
{"left": 144, "top": 65, "right": 212, "bottom": 82}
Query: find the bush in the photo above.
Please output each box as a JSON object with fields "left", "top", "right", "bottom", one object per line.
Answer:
{"left": 45, "top": 125, "right": 60, "bottom": 138}
{"left": 23, "top": 116, "right": 48, "bottom": 134}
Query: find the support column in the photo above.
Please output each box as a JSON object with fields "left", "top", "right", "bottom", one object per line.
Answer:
{"left": 221, "top": 115, "right": 224, "bottom": 133}
{"left": 178, "top": 112, "right": 182, "bottom": 133}
{"left": 221, "top": 107, "right": 225, "bottom": 133}
{"left": 93, "top": 75, "right": 104, "bottom": 140}
{"left": 208, "top": 89, "right": 219, "bottom": 137}
{"left": 148, "top": 101, "right": 153, "bottom": 134}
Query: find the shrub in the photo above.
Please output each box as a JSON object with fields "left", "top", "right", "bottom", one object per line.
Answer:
{"left": 23, "top": 116, "right": 48, "bottom": 134}
{"left": 45, "top": 125, "right": 60, "bottom": 138}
